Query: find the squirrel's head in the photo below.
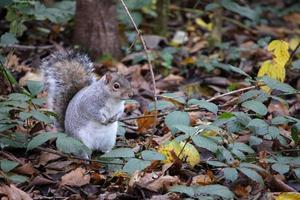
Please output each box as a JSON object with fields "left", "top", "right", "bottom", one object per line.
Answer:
{"left": 102, "top": 72, "right": 133, "bottom": 100}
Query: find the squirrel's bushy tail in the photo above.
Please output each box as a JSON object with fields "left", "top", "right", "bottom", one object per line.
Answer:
{"left": 41, "top": 50, "right": 95, "bottom": 129}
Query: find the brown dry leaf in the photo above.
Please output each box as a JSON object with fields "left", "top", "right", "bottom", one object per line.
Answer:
{"left": 39, "top": 152, "right": 61, "bottom": 166}
{"left": 14, "top": 162, "right": 36, "bottom": 176}
{"left": 90, "top": 172, "right": 106, "bottom": 185}
{"left": 156, "top": 74, "right": 184, "bottom": 90}
{"left": 192, "top": 174, "right": 214, "bottom": 185}
{"left": 60, "top": 167, "right": 90, "bottom": 187}
{"left": 233, "top": 184, "right": 251, "bottom": 198}
{"left": 137, "top": 173, "right": 180, "bottom": 192}
{"left": 284, "top": 13, "right": 300, "bottom": 25}
{"left": 137, "top": 111, "right": 157, "bottom": 134}
{"left": 0, "top": 184, "right": 32, "bottom": 200}
{"left": 145, "top": 175, "right": 180, "bottom": 192}
{"left": 189, "top": 40, "right": 207, "bottom": 54}
{"left": 268, "top": 101, "right": 289, "bottom": 116}
{"left": 30, "top": 175, "right": 56, "bottom": 186}
{"left": 115, "top": 62, "right": 129, "bottom": 75}
{"left": 152, "top": 133, "right": 172, "bottom": 146}
{"left": 19, "top": 72, "right": 43, "bottom": 86}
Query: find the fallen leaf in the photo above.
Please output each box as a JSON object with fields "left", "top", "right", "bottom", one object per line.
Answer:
{"left": 0, "top": 184, "right": 32, "bottom": 200}
{"left": 158, "top": 140, "right": 200, "bottom": 168}
{"left": 60, "top": 167, "right": 90, "bottom": 187}
{"left": 137, "top": 111, "right": 157, "bottom": 134}
{"left": 14, "top": 162, "right": 36, "bottom": 176}
{"left": 276, "top": 192, "right": 300, "bottom": 200}
{"left": 233, "top": 184, "right": 251, "bottom": 198}
{"left": 192, "top": 174, "right": 214, "bottom": 185}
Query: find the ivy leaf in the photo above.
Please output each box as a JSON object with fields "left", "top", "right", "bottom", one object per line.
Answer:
{"left": 123, "top": 158, "right": 151, "bottom": 175}
{"left": 101, "top": 148, "right": 134, "bottom": 158}
{"left": 242, "top": 100, "right": 267, "bottom": 116}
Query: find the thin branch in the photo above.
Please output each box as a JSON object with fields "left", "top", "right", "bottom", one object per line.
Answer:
{"left": 119, "top": 0, "right": 158, "bottom": 144}
{"left": 120, "top": 85, "right": 257, "bottom": 121}
{"left": 287, "top": 42, "right": 300, "bottom": 67}
{"left": 37, "top": 147, "right": 123, "bottom": 165}
{"left": 1, "top": 44, "right": 55, "bottom": 50}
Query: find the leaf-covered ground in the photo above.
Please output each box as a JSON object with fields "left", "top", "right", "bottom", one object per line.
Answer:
{"left": 1, "top": 1, "right": 300, "bottom": 199}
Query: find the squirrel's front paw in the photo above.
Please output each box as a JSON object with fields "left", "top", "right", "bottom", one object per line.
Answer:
{"left": 107, "top": 114, "right": 118, "bottom": 124}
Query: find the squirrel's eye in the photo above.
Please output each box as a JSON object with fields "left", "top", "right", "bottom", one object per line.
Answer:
{"left": 113, "top": 82, "right": 120, "bottom": 90}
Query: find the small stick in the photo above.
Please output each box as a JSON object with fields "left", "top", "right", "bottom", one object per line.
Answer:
{"left": 1, "top": 44, "right": 55, "bottom": 50}
{"left": 119, "top": 0, "right": 158, "bottom": 143}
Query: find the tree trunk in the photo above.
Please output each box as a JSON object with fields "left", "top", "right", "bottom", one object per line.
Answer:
{"left": 73, "top": 0, "right": 122, "bottom": 59}
{"left": 155, "top": 0, "right": 170, "bottom": 36}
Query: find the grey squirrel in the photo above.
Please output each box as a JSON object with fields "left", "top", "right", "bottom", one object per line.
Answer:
{"left": 41, "top": 50, "right": 133, "bottom": 156}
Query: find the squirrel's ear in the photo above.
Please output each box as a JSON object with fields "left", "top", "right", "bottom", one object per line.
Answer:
{"left": 105, "top": 72, "right": 112, "bottom": 84}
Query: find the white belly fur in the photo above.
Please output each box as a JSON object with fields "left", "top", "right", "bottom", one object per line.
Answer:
{"left": 78, "top": 120, "right": 117, "bottom": 152}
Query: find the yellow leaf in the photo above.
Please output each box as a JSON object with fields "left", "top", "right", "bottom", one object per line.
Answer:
{"left": 275, "top": 192, "right": 300, "bottom": 200}
{"left": 195, "top": 18, "right": 213, "bottom": 31}
{"left": 268, "top": 40, "right": 290, "bottom": 66}
{"left": 289, "top": 37, "right": 300, "bottom": 51}
{"left": 158, "top": 140, "right": 200, "bottom": 168}
{"left": 257, "top": 60, "right": 286, "bottom": 93}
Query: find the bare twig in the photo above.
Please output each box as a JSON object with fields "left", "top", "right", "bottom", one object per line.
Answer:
{"left": 120, "top": 85, "right": 257, "bottom": 121}
{"left": 287, "top": 42, "right": 300, "bottom": 67}
{"left": 37, "top": 147, "right": 123, "bottom": 165}
{"left": 1, "top": 44, "right": 55, "bottom": 50}
{"left": 119, "top": 0, "right": 158, "bottom": 143}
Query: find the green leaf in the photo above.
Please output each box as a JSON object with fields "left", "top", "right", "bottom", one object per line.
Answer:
{"left": 261, "top": 76, "right": 297, "bottom": 93}
{"left": 248, "top": 118, "right": 269, "bottom": 128}
{"left": 0, "top": 132, "right": 27, "bottom": 148}
{"left": 56, "top": 134, "right": 91, "bottom": 156}
{"left": 230, "top": 142, "right": 254, "bottom": 154}
{"left": 31, "top": 110, "right": 53, "bottom": 124}
{"left": 165, "top": 111, "right": 190, "bottom": 134}
{"left": 218, "top": 112, "right": 235, "bottom": 119}
{"left": 206, "top": 160, "right": 228, "bottom": 167}
{"left": 27, "top": 132, "right": 57, "bottom": 151}
{"left": 194, "top": 184, "right": 235, "bottom": 199}
{"left": 0, "top": 0, "right": 13, "bottom": 7}
{"left": 148, "top": 100, "right": 175, "bottom": 111}
{"left": 8, "top": 93, "right": 30, "bottom": 102}
{"left": 173, "top": 125, "right": 198, "bottom": 136}
{"left": 19, "top": 112, "right": 32, "bottom": 121}
{"left": 0, "top": 32, "right": 18, "bottom": 45}
{"left": 117, "top": 122, "right": 126, "bottom": 136}
{"left": 101, "top": 148, "right": 134, "bottom": 158}
{"left": 239, "top": 90, "right": 262, "bottom": 103}
{"left": 249, "top": 136, "right": 262, "bottom": 146}
{"left": 214, "top": 62, "right": 250, "bottom": 77}
{"left": 188, "top": 99, "right": 218, "bottom": 114}
{"left": 170, "top": 185, "right": 194, "bottom": 197}
{"left": 0, "top": 160, "right": 19, "bottom": 172}
{"left": 141, "top": 150, "right": 166, "bottom": 161}
{"left": 7, "top": 174, "right": 28, "bottom": 184}
{"left": 242, "top": 100, "right": 267, "bottom": 116}
{"left": 123, "top": 158, "right": 151, "bottom": 175}
{"left": 224, "top": 167, "right": 238, "bottom": 182}
{"left": 239, "top": 163, "right": 265, "bottom": 172}
{"left": 291, "top": 125, "right": 299, "bottom": 144}
{"left": 192, "top": 135, "right": 218, "bottom": 152}
{"left": 271, "top": 116, "right": 292, "bottom": 125}
{"left": 220, "top": 0, "right": 258, "bottom": 21}
{"left": 238, "top": 167, "right": 264, "bottom": 185}
{"left": 271, "top": 163, "right": 290, "bottom": 175}
{"left": 31, "top": 98, "right": 45, "bottom": 106}
{"left": 27, "top": 80, "right": 43, "bottom": 96}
